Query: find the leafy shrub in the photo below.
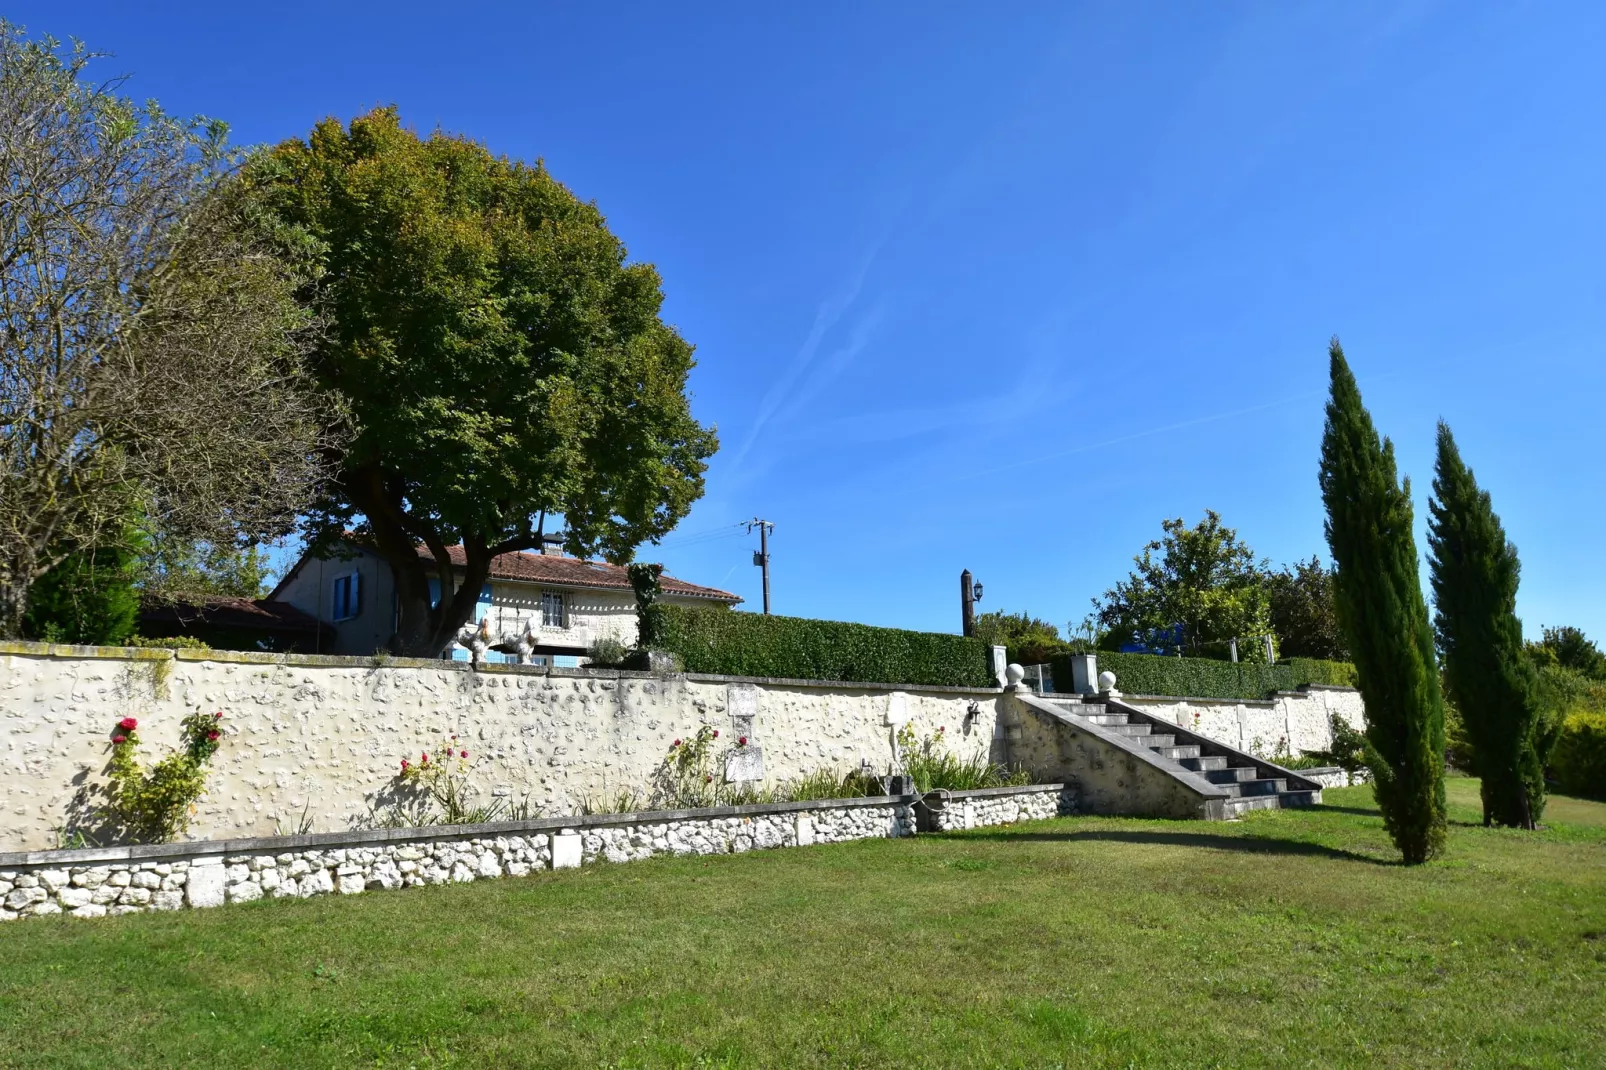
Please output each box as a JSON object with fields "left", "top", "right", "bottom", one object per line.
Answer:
{"left": 656, "top": 604, "right": 992, "bottom": 687}
{"left": 784, "top": 767, "right": 883, "bottom": 801}
{"left": 106, "top": 711, "right": 225, "bottom": 843}
{"left": 586, "top": 636, "right": 628, "bottom": 667}
{"left": 396, "top": 735, "right": 518, "bottom": 824}
{"left": 896, "top": 723, "right": 1031, "bottom": 792}
{"left": 1551, "top": 710, "right": 1606, "bottom": 801}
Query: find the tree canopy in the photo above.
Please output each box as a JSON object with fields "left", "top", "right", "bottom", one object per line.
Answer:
{"left": 0, "top": 24, "right": 335, "bottom": 638}
{"left": 1262, "top": 557, "right": 1348, "bottom": 661}
{"left": 250, "top": 108, "right": 718, "bottom": 655}
{"left": 1089, "top": 511, "right": 1274, "bottom": 660}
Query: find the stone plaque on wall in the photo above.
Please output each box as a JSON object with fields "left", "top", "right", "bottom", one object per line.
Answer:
{"left": 724, "top": 744, "right": 765, "bottom": 783}
{"left": 727, "top": 684, "right": 758, "bottom": 737}
{"left": 884, "top": 691, "right": 909, "bottom": 726}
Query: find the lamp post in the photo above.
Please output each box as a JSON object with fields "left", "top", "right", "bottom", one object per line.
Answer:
{"left": 960, "top": 570, "right": 983, "bottom": 637}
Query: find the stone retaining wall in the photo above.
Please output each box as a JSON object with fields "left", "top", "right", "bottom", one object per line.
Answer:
{"left": 0, "top": 641, "right": 1008, "bottom": 851}
{"left": 0, "top": 784, "right": 1073, "bottom": 922}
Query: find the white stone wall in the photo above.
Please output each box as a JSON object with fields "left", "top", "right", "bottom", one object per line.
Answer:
{"left": 0, "top": 644, "right": 1004, "bottom": 851}
{"left": 926, "top": 786, "right": 1072, "bottom": 831}
{"left": 0, "top": 785, "right": 1068, "bottom": 922}
{"left": 1118, "top": 686, "right": 1365, "bottom": 760}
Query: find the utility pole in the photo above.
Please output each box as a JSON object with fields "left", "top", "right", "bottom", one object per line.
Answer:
{"left": 960, "top": 569, "right": 977, "bottom": 637}
{"left": 747, "top": 518, "right": 774, "bottom": 614}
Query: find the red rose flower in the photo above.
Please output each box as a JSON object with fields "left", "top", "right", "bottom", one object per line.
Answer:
{"left": 421, "top": 753, "right": 429, "bottom": 764}
{"left": 672, "top": 739, "right": 682, "bottom": 747}
{"left": 112, "top": 735, "right": 126, "bottom": 744}
{"left": 401, "top": 759, "right": 410, "bottom": 770}
{"left": 713, "top": 730, "right": 719, "bottom": 738}
{"left": 738, "top": 736, "right": 748, "bottom": 746}
{"left": 118, "top": 717, "right": 138, "bottom": 731}
{"left": 213, "top": 711, "right": 223, "bottom": 719}
{"left": 207, "top": 730, "right": 220, "bottom": 741}
{"left": 704, "top": 774, "right": 712, "bottom": 783}
{"left": 460, "top": 749, "right": 468, "bottom": 758}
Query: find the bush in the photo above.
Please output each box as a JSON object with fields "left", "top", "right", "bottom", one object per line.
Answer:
{"left": 1551, "top": 710, "right": 1606, "bottom": 801}
{"left": 125, "top": 635, "right": 211, "bottom": 651}
{"left": 586, "top": 636, "right": 628, "bottom": 667}
{"left": 1044, "top": 650, "right": 1358, "bottom": 700}
{"left": 655, "top": 605, "right": 993, "bottom": 688}
{"left": 1287, "top": 657, "right": 1358, "bottom": 688}
{"left": 105, "top": 711, "right": 225, "bottom": 843}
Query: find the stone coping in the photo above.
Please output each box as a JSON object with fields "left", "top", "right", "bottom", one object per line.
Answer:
{"left": 0, "top": 783, "right": 1067, "bottom": 869}
{"left": 0, "top": 639, "right": 1001, "bottom": 697}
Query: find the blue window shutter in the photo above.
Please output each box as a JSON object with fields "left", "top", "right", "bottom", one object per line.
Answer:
{"left": 428, "top": 578, "right": 441, "bottom": 609}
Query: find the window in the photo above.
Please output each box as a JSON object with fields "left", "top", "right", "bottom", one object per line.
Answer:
{"left": 541, "top": 591, "right": 566, "bottom": 629}
{"left": 331, "top": 572, "right": 361, "bottom": 621}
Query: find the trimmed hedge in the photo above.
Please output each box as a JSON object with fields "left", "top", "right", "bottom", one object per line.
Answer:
{"left": 1552, "top": 709, "right": 1606, "bottom": 801}
{"left": 655, "top": 605, "right": 993, "bottom": 688}
{"left": 1287, "top": 657, "right": 1359, "bottom": 688}
{"left": 1047, "top": 650, "right": 1359, "bottom": 700}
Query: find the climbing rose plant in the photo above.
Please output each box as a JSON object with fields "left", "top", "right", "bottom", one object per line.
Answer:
{"left": 106, "top": 711, "right": 225, "bottom": 843}
{"left": 397, "top": 734, "right": 508, "bottom": 825}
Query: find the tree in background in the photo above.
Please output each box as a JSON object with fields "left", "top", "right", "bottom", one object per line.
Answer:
{"left": 1089, "top": 511, "right": 1275, "bottom": 660}
{"left": 22, "top": 538, "right": 141, "bottom": 646}
{"left": 972, "top": 611, "right": 1067, "bottom": 665}
{"left": 1319, "top": 339, "right": 1445, "bottom": 864}
{"left": 0, "top": 25, "right": 337, "bottom": 638}
{"left": 139, "top": 536, "right": 276, "bottom": 601}
{"left": 1528, "top": 626, "right": 1606, "bottom": 680}
{"left": 1428, "top": 422, "right": 1548, "bottom": 828}
{"left": 251, "top": 108, "right": 717, "bottom": 657}
{"left": 1261, "top": 557, "right": 1349, "bottom": 661}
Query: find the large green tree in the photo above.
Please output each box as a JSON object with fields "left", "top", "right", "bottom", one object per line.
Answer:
{"left": 1529, "top": 626, "right": 1606, "bottom": 680}
{"left": 1090, "top": 511, "right": 1275, "bottom": 660}
{"left": 1262, "top": 557, "right": 1349, "bottom": 661}
{"left": 1428, "top": 422, "right": 1546, "bottom": 828}
{"left": 1318, "top": 339, "right": 1445, "bottom": 863}
{"left": 0, "top": 25, "right": 335, "bottom": 639}
{"left": 251, "top": 108, "right": 718, "bottom": 656}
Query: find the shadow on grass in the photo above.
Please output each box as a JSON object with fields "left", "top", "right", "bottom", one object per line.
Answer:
{"left": 1310, "top": 804, "right": 1383, "bottom": 817}
{"left": 961, "top": 828, "right": 1395, "bottom": 866}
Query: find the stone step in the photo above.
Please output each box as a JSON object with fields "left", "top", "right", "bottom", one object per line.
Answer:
{"left": 1150, "top": 744, "right": 1201, "bottom": 760}
{"left": 1205, "top": 766, "right": 1259, "bottom": 784}
{"left": 1080, "top": 713, "right": 1128, "bottom": 727}
{"left": 1178, "top": 756, "right": 1229, "bottom": 772}
{"left": 1276, "top": 790, "right": 1322, "bottom": 808}
{"left": 1108, "top": 724, "right": 1153, "bottom": 737}
{"left": 1237, "top": 778, "right": 1288, "bottom": 797}
{"left": 1224, "top": 795, "right": 1283, "bottom": 815}
{"left": 1142, "top": 734, "right": 1177, "bottom": 750}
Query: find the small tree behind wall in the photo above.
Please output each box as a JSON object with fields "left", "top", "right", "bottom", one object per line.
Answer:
{"left": 1318, "top": 339, "right": 1446, "bottom": 864}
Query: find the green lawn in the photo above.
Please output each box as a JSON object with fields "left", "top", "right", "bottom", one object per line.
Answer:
{"left": 1, "top": 778, "right": 1603, "bottom": 1069}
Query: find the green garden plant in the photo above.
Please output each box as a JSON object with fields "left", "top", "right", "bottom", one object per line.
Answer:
{"left": 397, "top": 736, "right": 512, "bottom": 825}
{"left": 1319, "top": 339, "right": 1445, "bottom": 863}
{"left": 896, "top": 722, "right": 1030, "bottom": 793}
{"left": 105, "top": 711, "right": 225, "bottom": 843}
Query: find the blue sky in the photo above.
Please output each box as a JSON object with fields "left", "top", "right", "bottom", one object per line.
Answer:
{"left": 22, "top": 2, "right": 1605, "bottom": 640}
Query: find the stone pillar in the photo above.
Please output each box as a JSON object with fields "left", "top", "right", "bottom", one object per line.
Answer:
{"left": 1068, "top": 654, "right": 1099, "bottom": 695}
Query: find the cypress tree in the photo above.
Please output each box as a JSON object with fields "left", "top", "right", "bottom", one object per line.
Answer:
{"left": 1427, "top": 422, "right": 1544, "bottom": 828}
{"left": 1318, "top": 339, "right": 1446, "bottom": 863}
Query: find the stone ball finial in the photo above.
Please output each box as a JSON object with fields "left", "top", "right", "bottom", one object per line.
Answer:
{"left": 1098, "top": 669, "right": 1118, "bottom": 693}
{"left": 1005, "top": 663, "right": 1026, "bottom": 689}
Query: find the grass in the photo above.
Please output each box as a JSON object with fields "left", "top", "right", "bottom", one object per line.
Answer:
{"left": 0, "top": 777, "right": 1602, "bottom": 1068}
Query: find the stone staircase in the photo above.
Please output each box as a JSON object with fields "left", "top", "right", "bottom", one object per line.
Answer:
{"left": 1044, "top": 697, "right": 1321, "bottom": 816}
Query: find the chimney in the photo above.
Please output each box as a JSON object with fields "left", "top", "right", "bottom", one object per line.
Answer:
{"left": 541, "top": 533, "right": 565, "bottom": 557}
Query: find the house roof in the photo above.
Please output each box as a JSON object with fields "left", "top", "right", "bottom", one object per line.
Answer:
{"left": 420, "top": 545, "right": 741, "bottom": 603}
{"left": 139, "top": 594, "right": 327, "bottom": 634}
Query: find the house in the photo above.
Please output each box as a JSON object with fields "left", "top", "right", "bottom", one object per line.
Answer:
{"left": 270, "top": 536, "right": 741, "bottom": 663}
